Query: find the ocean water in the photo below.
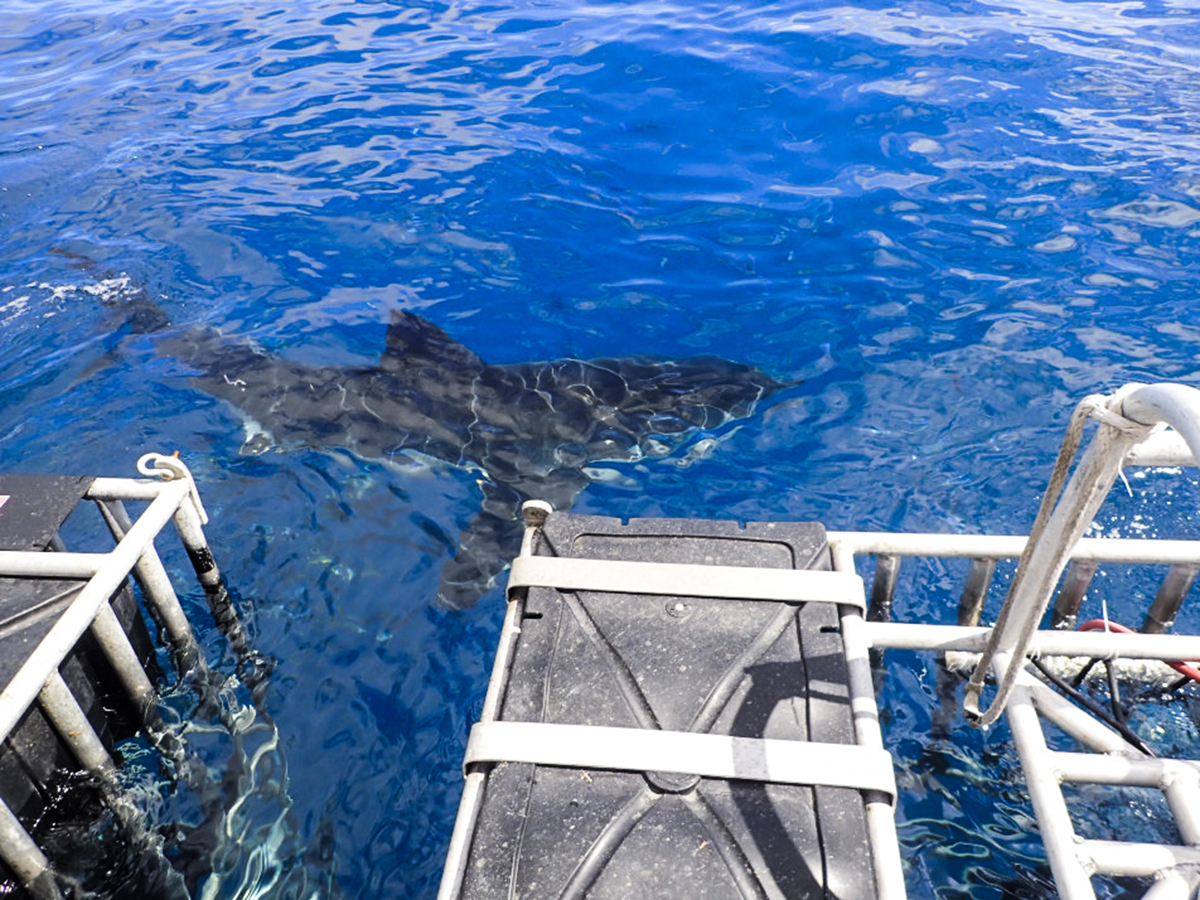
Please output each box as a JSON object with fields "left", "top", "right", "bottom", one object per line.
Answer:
{"left": 3, "top": 0, "right": 1200, "bottom": 897}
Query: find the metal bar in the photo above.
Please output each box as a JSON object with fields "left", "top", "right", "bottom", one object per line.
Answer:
{"left": 1052, "top": 752, "right": 1200, "bottom": 786}
{"left": 1124, "top": 429, "right": 1197, "bottom": 468}
{"left": 956, "top": 557, "right": 995, "bottom": 627}
{"left": 37, "top": 673, "right": 184, "bottom": 898}
{"left": 1050, "top": 559, "right": 1098, "bottom": 630}
{"left": 0, "top": 551, "right": 107, "bottom": 578}
{"left": 85, "top": 478, "right": 167, "bottom": 502}
{"left": 864, "top": 621, "right": 1200, "bottom": 660}
{"left": 831, "top": 543, "right": 883, "bottom": 750}
{"left": 1142, "top": 564, "right": 1200, "bottom": 635}
{"left": 96, "top": 499, "right": 201, "bottom": 671}
{"left": 437, "top": 502, "right": 548, "bottom": 900}
{"left": 170, "top": 496, "right": 248, "bottom": 655}
{"left": 0, "top": 798, "right": 60, "bottom": 899}
{"left": 1120, "top": 384, "right": 1200, "bottom": 463}
{"left": 1081, "top": 840, "right": 1200, "bottom": 877}
{"left": 89, "top": 602, "right": 158, "bottom": 724}
{"left": 868, "top": 555, "right": 900, "bottom": 623}
{"left": 831, "top": 540, "right": 906, "bottom": 900}
{"left": 826, "top": 532, "right": 1200, "bottom": 565}
{"left": 1002, "top": 659, "right": 1097, "bottom": 900}
{"left": 1161, "top": 768, "right": 1200, "bottom": 846}
{"left": 38, "top": 670, "right": 115, "bottom": 776}
{"left": 1142, "top": 870, "right": 1200, "bottom": 900}
{"left": 1024, "top": 672, "right": 1137, "bottom": 756}
{"left": 0, "top": 481, "right": 187, "bottom": 745}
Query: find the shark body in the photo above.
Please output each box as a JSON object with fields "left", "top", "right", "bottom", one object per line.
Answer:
{"left": 161, "top": 311, "right": 788, "bottom": 607}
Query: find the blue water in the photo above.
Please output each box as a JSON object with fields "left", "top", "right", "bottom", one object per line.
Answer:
{"left": 4, "top": 0, "right": 1200, "bottom": 896}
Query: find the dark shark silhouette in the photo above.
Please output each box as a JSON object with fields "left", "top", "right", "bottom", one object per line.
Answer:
{"left": 160, "top": 312, "right": 786, "bottom": 607}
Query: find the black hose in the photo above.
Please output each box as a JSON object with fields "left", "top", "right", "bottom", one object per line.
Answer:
{"left": 1029, "top": 657, "right": 1154, "bottom": 757}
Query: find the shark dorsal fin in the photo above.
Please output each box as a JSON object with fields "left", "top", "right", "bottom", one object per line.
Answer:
{"left": 381, "top": 310, "right": 484, "bottom": 376}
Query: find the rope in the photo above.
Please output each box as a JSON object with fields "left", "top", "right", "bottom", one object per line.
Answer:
{"left": 964, "top": 389, "right": 1156, "bottom": 726}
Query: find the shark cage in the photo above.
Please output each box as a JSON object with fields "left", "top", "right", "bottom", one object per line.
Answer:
{"left": 0, "top": 454, "right": 264, "bottom": 900}
{"left": 441, "top": 383, "right": 1200, "bottom": 900}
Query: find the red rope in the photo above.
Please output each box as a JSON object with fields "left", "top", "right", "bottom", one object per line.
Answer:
{"left": 1077, "top": 619, "right": 1200, "bottom": 684}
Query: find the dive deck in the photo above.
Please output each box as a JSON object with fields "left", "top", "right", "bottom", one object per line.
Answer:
{"left": 444, "top": 510, "right": 893, "bottom": 899}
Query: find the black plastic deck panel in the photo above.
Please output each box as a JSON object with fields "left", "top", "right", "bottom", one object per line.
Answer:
{"left": 0, "top": 475, "right": 157, "bottom": 889}
{"left": 457, "top": 513, "right": 876, "bottom": 900}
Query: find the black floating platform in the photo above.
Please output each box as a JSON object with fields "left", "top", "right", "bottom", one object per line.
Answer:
{"left": 0, "top": 475, "right": 158, "bottom": 890}
{"left": 446, "top": 512, "right": 882, "bottom": 900}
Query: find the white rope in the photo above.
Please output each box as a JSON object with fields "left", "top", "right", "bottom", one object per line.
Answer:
{"left": 964, "top": 389, "right": 1155, "bottom": 727}
{"left": 1084, "top": 385, "right": 1158, "bottom": 442}
{"left": 137, "top": 452, "right": 209, "bottom": 525}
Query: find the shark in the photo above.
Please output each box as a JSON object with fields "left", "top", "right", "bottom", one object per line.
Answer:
{"left": 157, "top": 310, "right": 788, "bottom": 607}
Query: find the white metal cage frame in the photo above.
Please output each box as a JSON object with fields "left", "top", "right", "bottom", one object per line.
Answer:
{"left": 836, "top": 529, "right": 1200, "bottom": 900}
{"left": 0, "top": 457, "right": 240, "bottom": 900}
{"left": 443, "top": 382, "right": 1200, "bottom": 900}
{"left": 835, "top": 383, "right": 1200, "bottom": 900}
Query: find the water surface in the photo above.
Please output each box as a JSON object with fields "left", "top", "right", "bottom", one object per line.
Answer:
{"left": 3, "top": 0, "right": 1200, "bottom": 896}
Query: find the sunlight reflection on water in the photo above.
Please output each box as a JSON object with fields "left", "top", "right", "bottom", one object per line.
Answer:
{"left": 4, "top": 0, "right": 1200, "bottom": 896}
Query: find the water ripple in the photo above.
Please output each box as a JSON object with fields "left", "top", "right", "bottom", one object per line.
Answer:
{"left": 5, "top": 0, "right": 1200, "bottom": 898}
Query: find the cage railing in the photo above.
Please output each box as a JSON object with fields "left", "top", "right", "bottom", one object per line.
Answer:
{"left": 831, "top": 382, "right": 1200, "bottom": 900}
{"left": 0, "top": 457, "right": 241, "bottom": 899}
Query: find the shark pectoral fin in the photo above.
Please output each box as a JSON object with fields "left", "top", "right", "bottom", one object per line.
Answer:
{"left": 436, "top": 470, "right": 589, "bottom": 610}
{"left": 436, "top": 480, "right": 523, "bottom": 610}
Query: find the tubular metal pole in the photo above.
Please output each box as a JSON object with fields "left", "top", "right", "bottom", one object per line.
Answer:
{"left": 831, "top": 540, "right": 906, "bottom": 900}
{"left": 1162, "top": 769, "right": 1200, "bottom": 847}
{"left": 38, "top": 671, "right": 116, "bottom": 777}
{"left": 956, "top": 558, "right": 995, "bottom": 627}
{"left": 35, "top": 676, "right": 190, "bottom": 899}
{"left": 1142, "top": 564, "right": 1200, "bottom": 635}
{"left": 864, "top": 620, "right": 1200, "bottom": 660}
{"left": 826, "top": 532, "right": 1200, "bottom": 565}
{"left": 437, "top": 501, "right": 551, "bottom": 900}
{"left": 0, "top": 799, "right": 60, "bottom": 900}
{"left": 1141, "top": 870, "right": 1200, "bottom": 900}
{"left": 1002, "top": 659, "right": 1097, "bottom": 900}
{"left": 868, "top": 555, "right": 900, "bottom": 624}
{"left": 1081, "top": 841, "right": 1200, "bottom": 877}
{"left": 86, "top": 478, "right": 166, "bottom": 501}
{"left": 1050, "top": 559, "right": 1097, "bottom": 630}
{"left": 1124, "top": 429, "right": 1197, "bottom": 468}
{"left": 89, "top": 603, "right": 158, "bottom": 725}
{"left": 0, "top": 552, "right": 105, "bottom": 578}
{"left": 1120, "top": 384, "right": 1200, "bottom": 463}
{"left": 0, "top": 481, "right": 187, "bottom": 746}
{"left": 1052, "top": 752, "right": 1200, "bottom": 786}
{"left": 171, "top": 497, "right": 248, "bottom": 657}
{"left": 1024, "top": 672, "right": 1139, "bottom": 757}
{"left": 96, "top": 499, "right": 201, "bottom": 671}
